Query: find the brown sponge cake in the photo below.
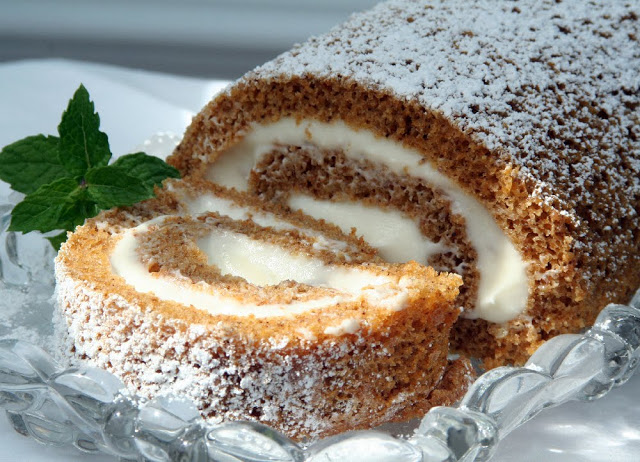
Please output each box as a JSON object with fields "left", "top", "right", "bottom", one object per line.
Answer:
{"left": 54, "top": 180, "right": 471, "bottom": 439}
{"left": 169, "top": 0, "right": 640, "bottom": 368}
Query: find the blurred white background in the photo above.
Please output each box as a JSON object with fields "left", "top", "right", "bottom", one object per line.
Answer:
{"left": 0, "top": 0, "right": 379, "bottom": 79}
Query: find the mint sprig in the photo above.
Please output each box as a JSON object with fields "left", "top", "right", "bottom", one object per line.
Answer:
{"left": 0, "top": 84, "right": 180, "bottom": 250}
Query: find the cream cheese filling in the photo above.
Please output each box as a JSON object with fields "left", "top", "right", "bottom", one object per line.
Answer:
{"left": 206, "top": 118, "right": 529, "bottom": 323}
{"left": 198, "top": 229, "right": 353, "bottom": 287}
{"left": 288, "top": 194, "right": 448, "bottom": 264}
{"left": 168, "top": 184, "right": 351, "bottom": 255}
{"left": 109, "top": 218, "right": 410, "bottom": 321}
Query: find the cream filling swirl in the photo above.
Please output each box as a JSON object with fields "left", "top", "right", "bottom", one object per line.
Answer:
{"left": 109, "top": 217, "right": 412, "bottom": 321}
{"left": 206, "top": 118, "right": 529, "bottom": 323}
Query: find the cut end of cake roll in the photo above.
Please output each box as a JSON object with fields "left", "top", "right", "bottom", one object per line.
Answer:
{"left": 169, "top": 0, "right": 640, "bottom": 367}
{"left": 54, "top": 179, "right": 472, "bottom": 440}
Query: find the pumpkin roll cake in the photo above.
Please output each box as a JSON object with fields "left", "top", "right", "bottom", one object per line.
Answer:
{"left": 169, "top": 0, "right": 640, "bottom": 367}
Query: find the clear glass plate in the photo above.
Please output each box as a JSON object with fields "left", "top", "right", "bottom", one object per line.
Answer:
{"left": 1, "top": 59, "right": 639, "bottom": 462}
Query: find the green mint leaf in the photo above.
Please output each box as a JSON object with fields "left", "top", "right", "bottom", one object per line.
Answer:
{"left": 8, "top": 178, "right": 85, "bottom": 233}
{"left": 0, "top": 135, "right": 69, "bottom": 194}
{"left": 111, "top": 152, "right": 181, "bottom": 190}
{"left": 47, "top": 232, "right": 68, "bottom": 251}
{"left": 85, "top": 166, "right": 153, "bottom": 209}
{"left": 58, "top": 84, "right": 111, "bottom": 176}
{"left": 2, "top": 84, "right": 181, "bottom": 251}
{"left": 64, "top": 187, "right": 101, "bottom": 226}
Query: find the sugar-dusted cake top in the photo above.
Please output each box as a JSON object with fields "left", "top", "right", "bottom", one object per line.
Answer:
{"left": 248, "top": 0, "right": 639, "bottom": 231}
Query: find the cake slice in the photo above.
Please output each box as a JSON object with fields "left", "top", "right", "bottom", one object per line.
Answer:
{"left": 54, "top": 180, "right": 471, "bottom": 439}
{"left": 169, "top": 0, "right": 640, "bottom": 367}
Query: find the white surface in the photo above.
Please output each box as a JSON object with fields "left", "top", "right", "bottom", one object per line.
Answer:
{"left": 0, "top": 59, "right": 639, "bottom": 461}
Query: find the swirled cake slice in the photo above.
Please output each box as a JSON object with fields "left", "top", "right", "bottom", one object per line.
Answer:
{"left": 54, "top": 180, "right": 471, "bottom": 439}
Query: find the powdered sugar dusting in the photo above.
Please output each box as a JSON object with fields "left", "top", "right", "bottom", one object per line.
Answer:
{"left": 53, "top": 270, "right": 392, "bottom": 438}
